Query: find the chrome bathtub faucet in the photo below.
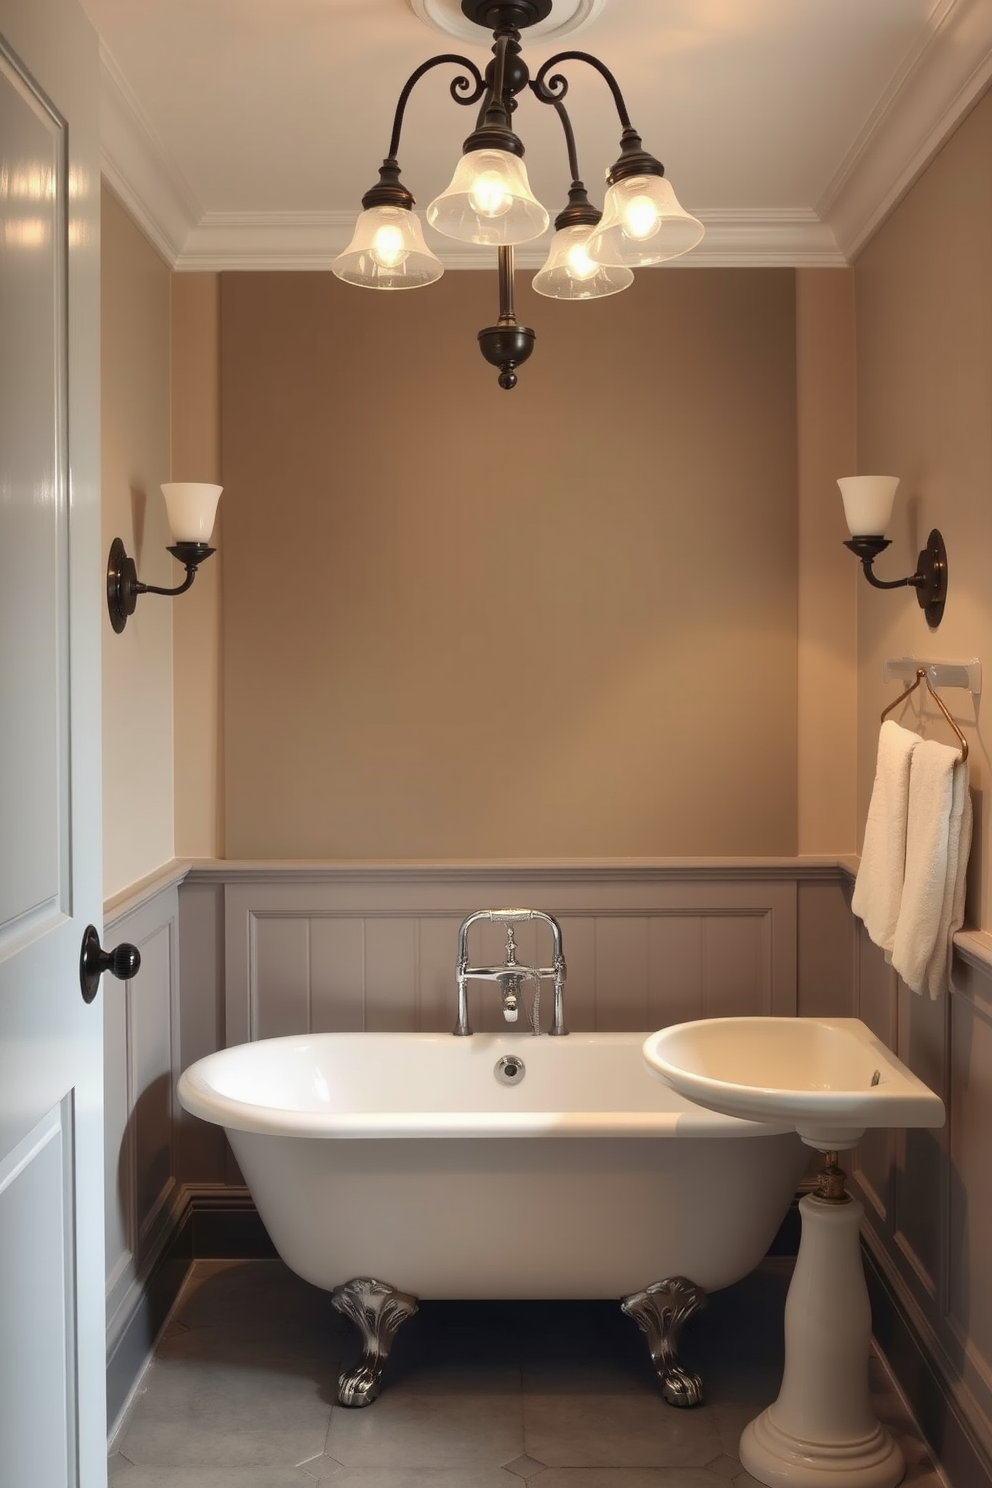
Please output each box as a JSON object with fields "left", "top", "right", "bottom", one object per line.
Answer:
{"left": 453, "top": 908, "right": 567, "bottom": 1037}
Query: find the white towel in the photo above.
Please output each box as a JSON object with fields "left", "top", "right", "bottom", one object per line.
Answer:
{"left": 891, "top": 739, "right": 972, "bottom": 998}
{"left": 852, "top": 721, "right": 922, "bottom": 954}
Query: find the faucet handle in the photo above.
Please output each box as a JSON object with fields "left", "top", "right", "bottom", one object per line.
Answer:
{"left": 497, "top": 970, "right": 523, "bottom": 1023}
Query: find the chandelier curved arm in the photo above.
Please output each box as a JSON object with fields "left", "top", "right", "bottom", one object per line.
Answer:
{"left": 545, "top": 95, "right": 581, "bottom": 186}
{"left": 385, "top": 54, "right": 487, "bottom": 161}
{"left": 531, "top": 49, "right": 664, "bottom": 187}
{"left": 530, "top": 50, "right": 634, "bottom": 131}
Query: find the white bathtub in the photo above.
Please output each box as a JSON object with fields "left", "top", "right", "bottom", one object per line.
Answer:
{"left": 177, "top": 1031, "right": 807, "bottom": 1301}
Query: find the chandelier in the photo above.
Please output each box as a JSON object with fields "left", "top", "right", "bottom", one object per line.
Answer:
{"left": 332, "top": 0, "right": 704, "bottom": 389}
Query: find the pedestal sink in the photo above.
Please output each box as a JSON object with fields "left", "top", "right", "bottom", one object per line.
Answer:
{"left": 642, "top": 1018, "right": 945, "bottom": 1488}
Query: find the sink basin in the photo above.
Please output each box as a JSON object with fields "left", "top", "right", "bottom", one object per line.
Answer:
{"left": 642, "top": 1017, "right": 945, "bottom": 1149}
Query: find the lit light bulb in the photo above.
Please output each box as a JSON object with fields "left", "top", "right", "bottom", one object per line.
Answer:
{"left": 621, "top": 194, "right": 660, "bottom": 241}
{"left": 564, "top": 239, "right": 599, "bottom": 281}
{"left": 469, "top": 171, "right": 512, "bottom": 219}
{"left": 370, "top": 223, "right": 408, "bottom": 269}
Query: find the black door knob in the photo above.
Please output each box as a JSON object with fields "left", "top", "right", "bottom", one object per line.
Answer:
{"left": 79, "top": 924, "right": 141, "bottom": 1004}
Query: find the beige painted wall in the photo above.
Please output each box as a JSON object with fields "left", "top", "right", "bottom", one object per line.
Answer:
{"left": 171, "top": 273, "right": 224, "bottom": 859}
{"left": 855, "top": 87, "right": 992, "bottom": 929}
{"left": 100, "top": 188, "right": 174, "bottom": 898}
{"left": 219, "top": 267, "right": 800, "bottom": 859}
{"left": 795, "top": 269, "right": 858, "bottom": 855}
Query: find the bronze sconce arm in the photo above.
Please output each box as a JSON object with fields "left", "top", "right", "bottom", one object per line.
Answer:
{"left": 107, "top": 536, "right": 216, "bottom": 634}
{"left": 843, "top": 529, "right": 947, "bottom": 629}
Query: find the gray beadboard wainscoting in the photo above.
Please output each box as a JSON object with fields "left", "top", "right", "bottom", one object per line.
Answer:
{"left": 103, "top": 859, "right": 992, "bottom": 1487}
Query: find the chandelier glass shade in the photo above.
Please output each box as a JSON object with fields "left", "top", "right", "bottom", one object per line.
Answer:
{"left": 427, "top": 148, "right": 550, "bottom": 245}
{"left": 532, "top": 222, "right": 632, "bottom": 298}
{"left": 586, "top": 174, "right": 704, "bottom": 267}
{"left": 334, "top": 205, "right": 444, "bottom": 289}
{"left": 332, "top": 0, "right": 703, "bottom": 387}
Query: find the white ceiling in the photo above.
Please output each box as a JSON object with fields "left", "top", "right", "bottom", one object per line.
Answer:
{"left": 80, "top": 0, "right": 992, "bottom": 270}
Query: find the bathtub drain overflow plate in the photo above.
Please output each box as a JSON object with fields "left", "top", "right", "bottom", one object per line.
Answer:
{"left": 495, "top": 1055, "right": 525, "bottom": 1086}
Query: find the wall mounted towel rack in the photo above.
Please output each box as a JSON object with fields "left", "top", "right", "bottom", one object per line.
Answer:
{"left": 881, "top": 666, "right": 971, "bottom": 761}
{"left": 882, "top": 656, "right": 981, "bottom": 695}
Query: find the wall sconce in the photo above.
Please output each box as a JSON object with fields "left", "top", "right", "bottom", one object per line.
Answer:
{"left": 107, "top": 483, "right": 222, "bottom": 634}
{"left": 837, "top": 475, "right": 947, "bottom": 629}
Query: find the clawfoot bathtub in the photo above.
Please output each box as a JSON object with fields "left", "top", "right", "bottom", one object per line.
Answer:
{"left": 178, "top": 1031, "right": 806, "bottom": 1406}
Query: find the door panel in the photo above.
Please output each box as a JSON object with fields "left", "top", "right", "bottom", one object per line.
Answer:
{"left": 0, "top": 4, "right": 104, "bottom": 1485}
{"left": 0, "top": 1103, "right": 75, "bottom": 1487}
{"left": 0, "top": 38, "right": 67, "bottom": 949}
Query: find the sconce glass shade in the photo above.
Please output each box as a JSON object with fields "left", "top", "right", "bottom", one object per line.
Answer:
{"left": 585, "top": 176, "right": 704, "bottom": 268}
{"left": 161, "top": 483, "right": 223, "bottom": 544}
{"left": 427, "top": 149, "right": 550, "bottom": 246}
{"left": 837, "top": 476, "right": 899, "bottom": 536}
{"left": 532, "top": 224, "right": 634, "bottom": 300}
{"left": 332, "top": 205, "right": 444, "bottom": 290}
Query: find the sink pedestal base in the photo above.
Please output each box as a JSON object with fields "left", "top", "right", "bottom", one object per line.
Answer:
{"left": 740, "top": 1193, "right": 905, "bottom": 1488}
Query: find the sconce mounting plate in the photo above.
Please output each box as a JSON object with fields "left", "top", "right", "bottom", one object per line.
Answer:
{"left": 916, "top": 528, "right": 947, "bottom": 629}
{"left": 107, "top": 536, "right": 138, "bottom": 634}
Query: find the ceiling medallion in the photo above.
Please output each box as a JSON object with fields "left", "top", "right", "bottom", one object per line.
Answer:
{"left": 408, "top": 0, "right": 608, "bottom": 44}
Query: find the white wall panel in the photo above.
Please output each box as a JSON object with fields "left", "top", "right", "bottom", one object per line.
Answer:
{"left": 853, "top": 920, "right": 992, "bottom": 1481}
{"left": 893, "top": 984, "right": 946, "bottom": 1300}
{"left": 311, "top": 916, "right": 365, "bottom": 1031}
{"left": 559, "top": 916, "right": 596, "bottom": 1031}
{"left": 797, "top": 878, "right": 858, "bottom": 1018}
{"left": 949, "top": 990, "right": 992, "bottom": 1403}
{"left": 103, "top": 878, "right": 181, "bottom": 1360}
{"left": 133, "top": 922, "right": 174, "bottom": 1236}
{"left": 648, "top": 916, "right": 703, "bottom": 1028}
{"left": 416, "top": 915, "right": 463, "bottom": 1032}
{"left": 253, "top": 915, "right": 309, "bottom": 1039}
{"left": 853, "top": 931, "right": 895, "bottom": 1222}
{"left": 704, "top": 914, "right": 768, "bottom": 1018}
{"left": 222, "top": 869, "right": 800, "bottom": 1044}
{"left": 367, "top": 916, "right": 420, "bottom": 1032}
{"left": 175, "top": 879, "right": 227, "bottom": 1186}
{"left": 593, "top": 915, "right": 650, "bottom": 1031}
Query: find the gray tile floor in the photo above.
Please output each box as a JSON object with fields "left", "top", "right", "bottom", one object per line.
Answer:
{"left": 108, "top": 1258, "right": 945, "bottom": 1488}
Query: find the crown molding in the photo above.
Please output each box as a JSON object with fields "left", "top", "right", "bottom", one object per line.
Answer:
{"left": 99, "top": 42, "right": 199, "bottom": 268}
{"left": 680, "top": 212, "right": 844, "bottom": 269}
{"left": 172, "top": 207, "right": 843, "bottom": 272}
{"left": 820, "top": 0, "right": 992, "bottom": 260}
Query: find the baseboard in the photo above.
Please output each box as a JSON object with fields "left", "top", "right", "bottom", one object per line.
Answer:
{"left": 158, "top": 1186, "right": 804, "bottom": 1263}
{"left": 863, "top": 1241, "right": 992, "bottom": 1488}
{"left": 181, "top": 1187, "right": 279, "bottom": 1259}
{"left": 106, "top": 1242, "right": 191, "bottom": 1436}
{"left": 106, "top": 1187, "right": 277, "bottom": 1434}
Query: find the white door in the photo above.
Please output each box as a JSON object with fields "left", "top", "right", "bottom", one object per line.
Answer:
{"left": 0, "top": 1, "right": 106, "bottom": 1485}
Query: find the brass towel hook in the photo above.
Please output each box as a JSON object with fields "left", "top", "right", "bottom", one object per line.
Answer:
{"left": 881, "top": 667, "right": 968, "bottom": 761}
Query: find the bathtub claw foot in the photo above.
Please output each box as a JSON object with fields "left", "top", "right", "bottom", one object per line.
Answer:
{"left": 331, "top": 1277, "right": 419, "bottom": 1407}
{"left": 621, "top": 1277, "right": 707, "bottom": 1408}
